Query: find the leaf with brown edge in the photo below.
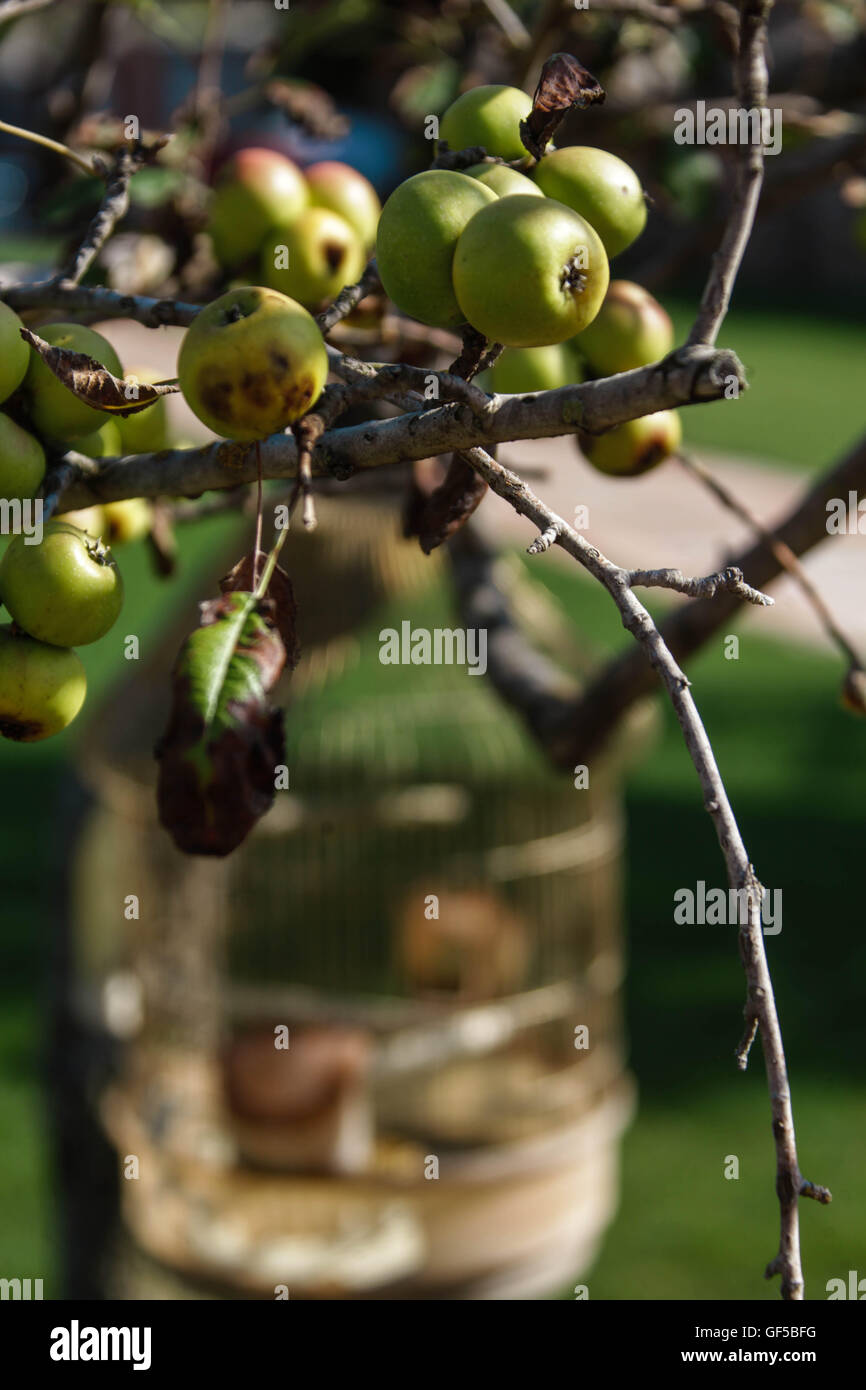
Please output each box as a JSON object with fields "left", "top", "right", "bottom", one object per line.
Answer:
{"left": 520, "top": 52, "right": 606, "bottom": 161}
{"left": 221, "top": 551, "right": 301, "bottom": 666}
{"left": 20, "top": 328, "right": 180, "bottom": 417}
{"left": 155, "top": 588, "right": 288, "bottom": 857}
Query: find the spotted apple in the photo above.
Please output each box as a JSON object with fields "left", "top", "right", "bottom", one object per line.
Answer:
{"left": 177, "top": 286, "right": 329, "bottom": 441}
{"left": 260, "top": 207, "right": 365, "bottom": 308}
{"left": 580, "top": 410, "right": 682, "bottom": 476}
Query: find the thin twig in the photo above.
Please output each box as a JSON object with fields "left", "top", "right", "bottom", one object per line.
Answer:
{"left": 315, "top": 260, "right": 381, "bottom": 336}
{"left": 458, "top": 443, "right": 828, "bottom": 1301}
{"left": 0, "top": 116, "right": 95, "bottom": 177}
{"left": 678, "top": 451, "right": 864, "bottom": 671}
{"left": 626, "top": 563, "right": 773, "bottom": 606}
{"left": 688, "top": 0, "right": 774, "bottom": 345}
{"left": 60, "top": 145, "right": 142, "bottom": 285}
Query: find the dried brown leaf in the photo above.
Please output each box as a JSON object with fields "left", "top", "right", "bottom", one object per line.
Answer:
{"left": 20, "top": 328, "right": 180, "bottom": 416}
{"left": 520, "top": 52, "right": 606, "bottom": 160}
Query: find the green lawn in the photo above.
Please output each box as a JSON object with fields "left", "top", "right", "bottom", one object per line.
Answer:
{"left": 666, "top": 299, "right": 865, "bottom": 472}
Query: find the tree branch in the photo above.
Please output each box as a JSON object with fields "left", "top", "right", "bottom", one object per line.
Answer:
{"left": 688, "top": 0, "right": 774, "bottom": 346}
{"left": 458, "top": 442, "right": 827, "bottom": 1301}
{"left": 552, "top": 431, "right": 866, "bottom": 766}
{"left": 52, "top": 345, "right": 745, "bottom": 509}
{"left": 59, "top": 145, "right": 144, "bottom": 286}
{"left": 678, "top": 450, "right": 864, "bottom": 674}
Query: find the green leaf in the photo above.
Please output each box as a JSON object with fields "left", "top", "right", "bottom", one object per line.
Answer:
{"left": 156, "top": 588, "right": 289, "bottom": 857}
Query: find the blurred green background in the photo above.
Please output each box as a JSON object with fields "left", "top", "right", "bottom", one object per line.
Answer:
{"left": 1, "top": 302, "right": 863, "bottom": 1299}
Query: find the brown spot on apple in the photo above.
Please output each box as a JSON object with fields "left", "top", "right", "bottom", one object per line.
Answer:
{"left": 198, "top": 375, "right": 237, "bottom": 424}
{"left": 240, "top": 371, "right": 277, "bottom": 410}
{"left": 0, "top": 715, "right": 44, "bottom": 741}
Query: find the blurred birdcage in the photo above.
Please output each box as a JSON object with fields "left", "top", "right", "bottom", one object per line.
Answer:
{"left": 64, "top": 493, "right": 645, "bottom": 1300}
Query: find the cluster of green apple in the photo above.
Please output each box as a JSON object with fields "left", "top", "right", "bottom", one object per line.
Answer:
{"left": 376, "top": 84, "right": 681, "bottom": 476}
{"left": 207, "top": 148, "right": 381, "bottom": 309}
{"left": 0, "top": 307, "right": 170, "bottom": 742}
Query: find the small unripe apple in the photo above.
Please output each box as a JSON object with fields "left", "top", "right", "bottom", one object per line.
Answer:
{"left": 305, "top": 160, "right": 381, "bottom": 250}
{"left": 116, "top": 366, "right": 170, "bottom": 454}
{"left": 103, "top": 498, "right": 153, "bottom": 545}
{"left": 0, "top": 520, "right": 123, "bottom": 646}
{"left": 177, "top": 286, "right": 329, "bottom": 440}
{"left": 0, "top": 413, "right": 45, "bottom": 499}
{"left": 0, "top": 624, "right": 86, "bottom": 742}
{"left": 463, "top": 163, "right": 544, "bottom": 199}
{"left": 574, "top": 280, "right": 674, "bottom": 375}
{"left": 534, "top": 147, "right": 647, "bottom": 258}
{"left": 0, "top": 302, "right": 30, "bottom": 404}
{"left": 491, "top": 343, "right": 578, "bottom": 394}
{"left": 452, "top": 195, "right": 609, "bottom": 346}
{"left": 74, "top": 419, "right": 122, "bottom": 459}
{"left": 207, "top": 147, "right": 308, "bottom": 269}
{"left": 260, "top": 207, "right": 365, "bottom": 308}
{"left": 439, "top": 84, "right": 533, "bottom": 161}
{"left": 22, "top": 323, "right": 123, "bottom": 442}
{"left": 581, "top": 410, "right": 682, "bottom": 477}
{"left": 376, "top": 170, "right": 497, "bottom": 328}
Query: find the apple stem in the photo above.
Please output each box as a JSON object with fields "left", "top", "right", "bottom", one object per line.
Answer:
{"left": 252, "top": 439, "right": 264, "bottom": 586}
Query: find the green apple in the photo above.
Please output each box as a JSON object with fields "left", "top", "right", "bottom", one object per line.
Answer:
{"left": 0, "top": 520, "right": 123, "bottom": 646}
{"left": 207, "top": 147, "right": 308, "bottom": 270}
{"left": 439, "top": 84, "right": 532, "bottom": 161}
{"left": 177, "top": 286, "right": 329, "bottom": 441}
{"left": 376, "top": 177, "right": 495, "bottom": 326}
{"left": 0, "top": 624, "right": 86, "bottom": 741}
{"left": 74, "top": 418, "right": 122, "bottom": 458}
{"left": 305, "top": 161, "right": 381, "bottom": 250}
{"left": 103, "top": 498, "right": 153, "bottom": 544}
{"left": 491, "top": 344, "right": 578, "bottom": 394}
{"left": 116, "top": 366, "right": 170, "bottom": 454}
{"left": 574, "top": 280, "right": 674, "bottom": 375}
{"left": 534, "top": 147, "right": 647, "bottom": 258}
{"left": 0, "top": 413, "right": 45, "bottom": 499}
{"left": 452, "top": 195, "right": 609, "bottom": 346}
{"left": 376, "top": 170, "right": 496, "bottom": 328}
{"left": 22, "top": 323, "right": 123, "bottom": 442}
{"left": 260, "top": 207, "right": 365, "bottom": 308}
{"left": 0, "top": 302, "right": 30, "bottom": 404}
{"left": 463, "top": 163, "right": 544, "bottom": 199}
{"left": 581, "top": 410, "right": 682, "bottom": 476}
